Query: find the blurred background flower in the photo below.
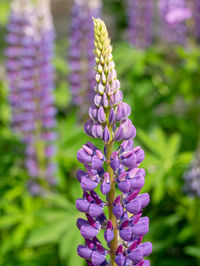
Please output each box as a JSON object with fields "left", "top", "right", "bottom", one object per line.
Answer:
{"left": 5, "top": 0, "right": 57, "bottom": 196}
{"left": 68, "top": 0, "right": 101, "bottom": 121}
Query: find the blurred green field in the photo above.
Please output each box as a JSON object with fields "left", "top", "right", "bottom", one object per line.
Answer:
{"left": 0, "top": 0, "right": 200, "bottom": 265}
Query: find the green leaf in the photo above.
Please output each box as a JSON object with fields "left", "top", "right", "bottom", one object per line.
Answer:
{"left": 27, "top": 217, "right": 71, "bottom": 246}
{"left": 37, "top": 208, "right": 71, "bottom": 222}
{"left": 152, "top": 172, "right": 165, "bottom": 203}
{"left": 59, "top": 227, "right": 83, "bottom": 265}
{"left": 46, "top": 194, "right": 76, "bottom": 212}
{"left": 176, "top": 152, "right": 193, "bottom": 165}
{"left": 184, "top": 246, "right": 200, "bottom": 258}
{"left": 67, "top": 229, "right": 84, "bottom": 266}
{"left": 0, "top": 214, "right": 22, "bottom": 228}
{"left": 137, "top": 128, "right": 164, "bottom": 157}
{"left": 53, "top": 57, "right": 68, "bottom": 75}
{"left": 55, "top": 81, "right": 71, "bottom": 108}
{"left": 167, "top": 133, "right": 181, "bottom": 158}
{"left": 0, "top": 0, "right": 10, "bottom": 25}
{"left": 11, "top": 224, "right": 28, "bottom": 248}
{"left": 177, "top": 226, "right": 193, "bottom": 242}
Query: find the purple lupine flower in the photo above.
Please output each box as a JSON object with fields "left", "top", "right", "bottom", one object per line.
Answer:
{"left": 183, "top": 146, "right": 200, "bottom": 197}
{"left": 158, "top": 0, "right": 191, "bottom": 45}
{"left": 127, "top": 0, "right": 153, "bottom": 49}
{"left": 76, "top": 18, "right": 152, "bottom": 265}
{"left": 194, "top": 0, "right": 200, "bottom": 42}
{"left": 6, "top": 0, "right": 57, "bottom": 195}
{"left": 68, "top": 0, "right": 102, "bottom": 120}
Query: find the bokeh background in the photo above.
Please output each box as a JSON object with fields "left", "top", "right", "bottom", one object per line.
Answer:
{"left": 0, "top": 0, "right": 200, "bottom": 265}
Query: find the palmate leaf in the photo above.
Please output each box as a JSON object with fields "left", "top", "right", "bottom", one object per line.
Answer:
{"left": 138, "top": 127, "right": 185, "bottom": 203}
{"left": 59, "top": 225, "right": 84, "bottom": 266}
{"left": 137, "top": 128, "right": 165, "bottom": 157}
{"left": 36, "top": 208, "right": 71, "bottom": 222}
{"left": 26, "top": 193, "right": 84, "bottom": 265}
{"left": 152, "top": 172, "right": 165, "bottom": 203}
{"left": 26, "top": 217, "right": 72, "bottom": 246}
{"left": 138, "top": 128, "right": 181, "bottom": 159}
{"left": 113, "top": 42, "right": 145, "bottom": 77}
{"left": 45, "top": 194, "right": 77, "bottom": 212}
{"left": 0, "top": 213, "right": 22, "bottom": 228}
{"left": 167, "top": 133, "right": 181, "bottom": 158}
{"left": 10, "top": 223, "right": 29, "bottom": 248}
{"left": 0, "top": 193, "right": 42, "bottom": 252}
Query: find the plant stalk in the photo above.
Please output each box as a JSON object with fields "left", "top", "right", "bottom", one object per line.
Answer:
{"left": 106, "top": 141, "right": 118, "bottom": 266}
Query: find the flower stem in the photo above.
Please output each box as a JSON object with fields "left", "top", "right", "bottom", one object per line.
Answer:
{"left": 106, "top": 141, "right": 118, "bottom": 266}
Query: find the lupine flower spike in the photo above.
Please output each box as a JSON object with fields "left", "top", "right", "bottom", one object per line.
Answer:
{"left": 6, "top": 0, "right": 57, "bottom": 195}
{"left": 76, "top": 18, "right": 152, "bottom": 265}
{"left": 68, "top": 0, "right": 101, "bottom": 120}
{"left": 158, "top": 0, "right": 191, "bottom": 45}
{"left": 127, "top": 0, "right": 153, "bottom": 49}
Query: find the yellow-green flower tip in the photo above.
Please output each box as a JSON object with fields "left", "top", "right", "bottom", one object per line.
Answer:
{"left": 93, "top": 18, "right": 114, "bottom": 82}
{"left": 93, "top": 18, "right": 112, "bottom": 58}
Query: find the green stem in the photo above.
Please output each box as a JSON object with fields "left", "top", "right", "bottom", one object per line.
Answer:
{"left": 106, "top": 141, "right": 118, "bottom": 266}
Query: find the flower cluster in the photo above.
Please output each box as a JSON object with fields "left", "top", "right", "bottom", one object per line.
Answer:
{"left": 68, "top": 0, "right": 101, "bottom": 120}
{"left": 194, "top": 0, "right": 200, "bottom": 41}
{"left": 158, "top": 0, "right": 191, "bottom": 45}
{"left": 127, "top": 0, "right": 153, "bottom": 49}
{"left": 76, "top": 18, "right": 152, "bottom": 265}
{"left": 183, "top": 147, "right": 200, "bottom": 197}
{"left": 6, "top": 0, "right": 57, "bottom": 195}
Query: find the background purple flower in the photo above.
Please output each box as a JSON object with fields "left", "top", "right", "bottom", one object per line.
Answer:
{"left": 183, "top": 146, "right": 200, "bottom": 197}
{"left": 194, "top": 0, "right": 200, "bottom": 42}
{"left": 158, "top": 0, "right": 191, "bottom": 45}
{"left": 127, "top": 0, "right": 153, "bottom": 49}
{"left": 68, "top": 0, "right": 102, "bottom": 120}
{"left": 6, "top": 0, "right": 57, "bottom": 195}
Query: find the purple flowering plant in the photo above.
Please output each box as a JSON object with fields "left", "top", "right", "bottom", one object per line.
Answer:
{"left": 76, "top": 18, "right": 152, "bottom": 266}
{"left": 5, "top": 0, "right": 57, "bottom": 195}
{"left": 68, "top": 0, "right": 101, "bottom": 119}
{"left": 194, "top": 0, "right": 200, "bottom": 41}
{"left": 127, "top": 0, "right": 153, "bottom": 49}
{"left": 158, "top": 0, "right": 191, "bottom": 45}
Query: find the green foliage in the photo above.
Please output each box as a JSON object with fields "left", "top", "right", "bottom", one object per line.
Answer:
{"left": 138, "top": 127, "right": 191, "bottom": 203}
{"left": 27, "top": 193, "right": 84, "bottom": 266}
{"left": 0, "top": 0, "right": 10, "bottom": 26}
